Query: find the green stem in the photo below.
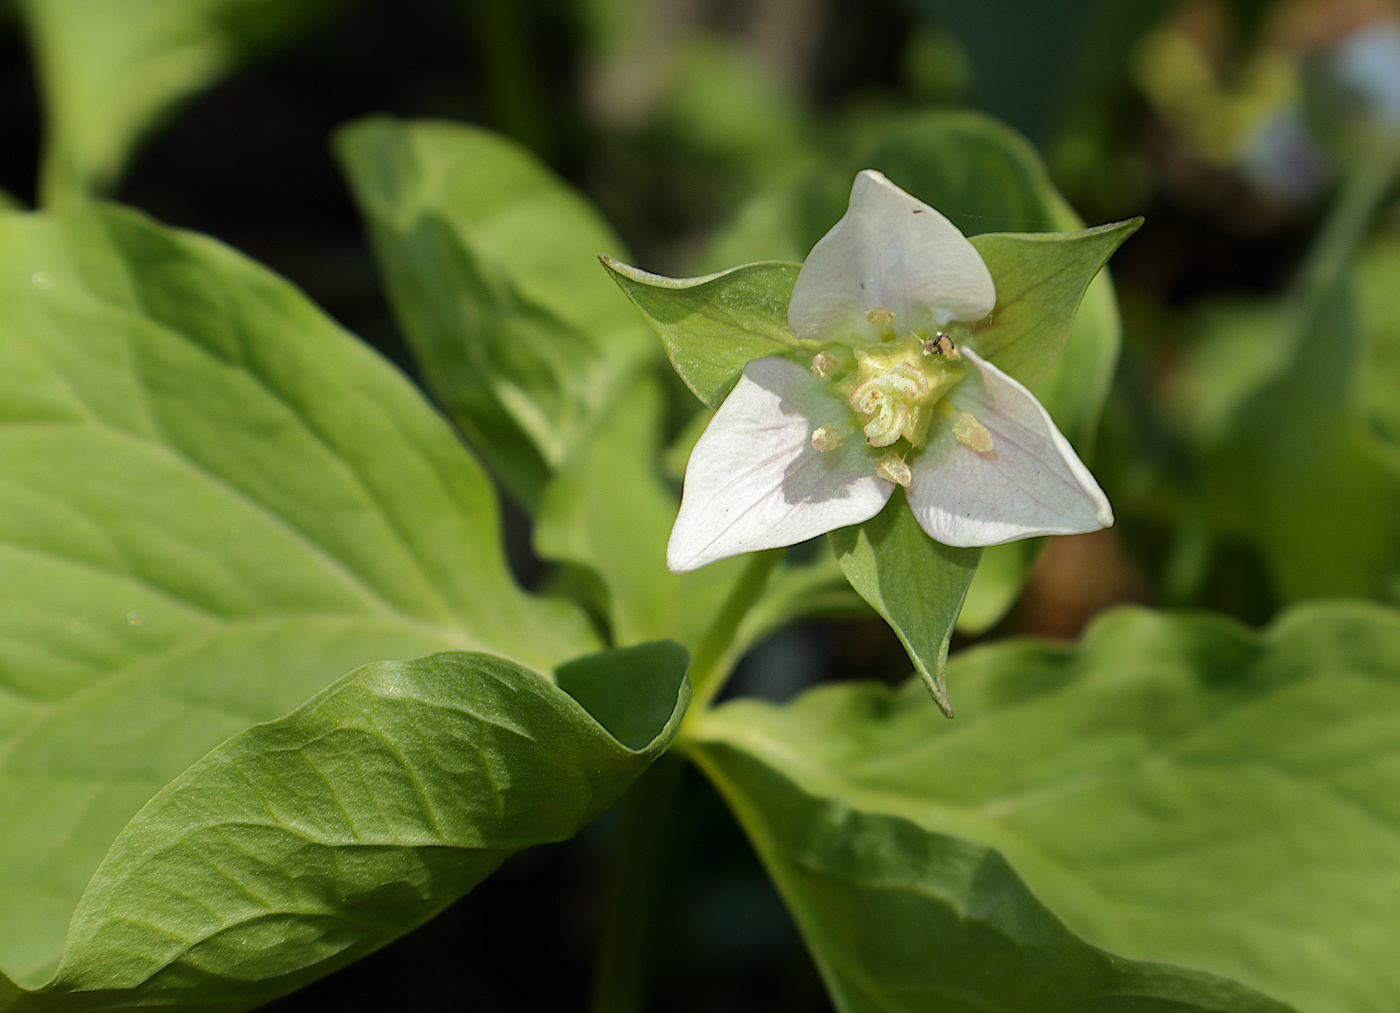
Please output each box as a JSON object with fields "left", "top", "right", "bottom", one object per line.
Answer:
{"left": 461, "top": 0, "right": 554, "bottom": 159}
{"left": 587, "top": 752, "right": 685, "bottom": 1013}
{"left": 588, "top": 550, "right": 782, "bottom": 1011}
{"left": 1287, "top": 132, "right": 1400, "bottom": 344}
{"left": 685, "top": 549, "right": 782, "bottom": 716}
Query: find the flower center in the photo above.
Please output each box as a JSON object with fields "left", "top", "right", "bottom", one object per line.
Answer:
{"left": 832, "top": 328, "right": 963, "bottom": 448}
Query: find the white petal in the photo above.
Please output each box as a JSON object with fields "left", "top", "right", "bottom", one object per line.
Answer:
{"left": 787, "top": 169, "right": 997, "bottom": 342}
{"left": 667, "top": 357, "right": 894, "bottom": 573}
{"left": 907, "top": 348, "right": 1113, "bottom": 547}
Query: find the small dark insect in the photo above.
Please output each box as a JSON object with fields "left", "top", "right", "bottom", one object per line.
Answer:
{"left": 922, "top": 332, "right": 957, "bottom": 357}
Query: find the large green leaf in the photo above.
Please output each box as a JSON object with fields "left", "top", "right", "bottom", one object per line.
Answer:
{"left": 6, "top": 643, "right": 687, "bottom": 1011}
{"left": 21, "top": 0, "right": 340, "bottom": 205}
{"left": 692, "top": 752, "right": 1293, "bottom": 1013}
{"left": 687, "top": 602, "right": 1400, "bottom": 1013}
{"left": 600, "top": 259, "right": 803, "bottom": 408}
{"left": 0, "top": 202, "right": 596, "bottom": 991}
{"left": 337, "top": 117, "right": 654, "bottom": 509}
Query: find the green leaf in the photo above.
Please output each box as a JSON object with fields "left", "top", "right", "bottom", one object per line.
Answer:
{"left": 336, "top": 117, "right": 654, "bottom": 509}
{"left": 1358, "top": 233, "right": 1400, "bottom": 445}
{"left": 690, "top": 754, "right": 1294, "bottom": 1013}
{"left": 555, "top": 639, "right": 690, "bottom": 749}
{"left": 1165, "top": 300, "right": 1288, "bottom": 449}
{"left": 688, "top": 600, "right": 1400, "bottom": 1013}
{"left": 829, "top": 491, "right": 981, "bottom": 716}
{"left": 600, "top": 258, "right": 803, "bottom": 407}
{"left": 968, "top": 220, "right": 1140, "bottom": 388}
{"left": 734, "top": 544, "right": 866, "bottom": 647}
{"left": 1198, "top": 281, "right": 1400, "bottom": 601}
{"left": 20, "top": 0, "right": 340, "bottom": 205}
{"left": 0, "top": 190, "right": 20, "bottom": 212}
{"left": 24, "top": 645, "right": 687, "bottom": 1010}
{"left": 859, "top": 111, "right": 1082, "bottom": 235}
{"left": 0, "top": 202, "right": 596, "bottom": 991}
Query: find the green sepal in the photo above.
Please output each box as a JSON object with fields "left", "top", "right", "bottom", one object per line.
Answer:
{"left": 600, "top": 258, "right": 803, "bottom": 407}
{"left": 968, "top": 218, "right": 1141, "bottom": 387}
{"left": 828, "top": 490, "right": 981, "bottom": 716}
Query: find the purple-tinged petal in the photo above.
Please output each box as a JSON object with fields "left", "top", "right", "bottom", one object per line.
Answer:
{"left": 907, "top": 348, "right": 1112, "bottom": 547}
{"left": 787, "top": 170, "right": 996, "bottom": 342}
{"left": 668, "top": 357, "right": 894, "bottom": 573}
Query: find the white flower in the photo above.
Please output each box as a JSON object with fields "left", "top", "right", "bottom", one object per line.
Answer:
{"left": 667, "top": 169, "right": 1113, "bottom": 574}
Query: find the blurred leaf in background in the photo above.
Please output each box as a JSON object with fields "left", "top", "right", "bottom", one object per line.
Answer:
{"left": 577, "top": 0, "right": 817, "bottom": 268}
{"left": 20, "top": 0, "right": 343, "bottom": 206}
{"left": 337, "top": 117, "right": 655, "bottom": 510}
{"left": 905, "top": 0, "right": 1174, "bottom": 142}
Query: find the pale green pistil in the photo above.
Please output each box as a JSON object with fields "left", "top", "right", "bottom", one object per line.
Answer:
{"left": 834, "top": 329, "right": 962, "bottom": 448}
{"left": 807, "top": 308, "right": 997, "bottom": 469}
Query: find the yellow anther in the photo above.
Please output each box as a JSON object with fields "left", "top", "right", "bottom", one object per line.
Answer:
{"left": 811, "top": 351, "right": 840, "bottom": 380}
{"left": 811, "top": 424, "right": 844, "bottom": 453}
{"left": 875, "top": 452, "right": 912, "bottom": 487}
{"left": 952, "top": 410, "right": 994, "bottom": 453}
{"left": 867, "top": 306, "right": 895, "bottom": 327}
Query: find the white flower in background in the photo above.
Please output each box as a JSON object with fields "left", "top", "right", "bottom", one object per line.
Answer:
{"left": 667, "top": 170, "right": 1112, "bottom": 574}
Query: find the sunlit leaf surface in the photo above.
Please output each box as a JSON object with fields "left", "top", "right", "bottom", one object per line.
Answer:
{"left": 688, "top": 602, "right": 1400, "bottom": 1013}
{"left": 0, "top": 203, "right": 620, "bottom": 1005}
{"left": 46, "top": 645, "right": 688, "bottom": 1010}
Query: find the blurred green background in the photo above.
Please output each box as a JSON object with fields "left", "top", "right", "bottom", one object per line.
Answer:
{"left": 4, "top": 0, "right": 1400, "bottom": 1008}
